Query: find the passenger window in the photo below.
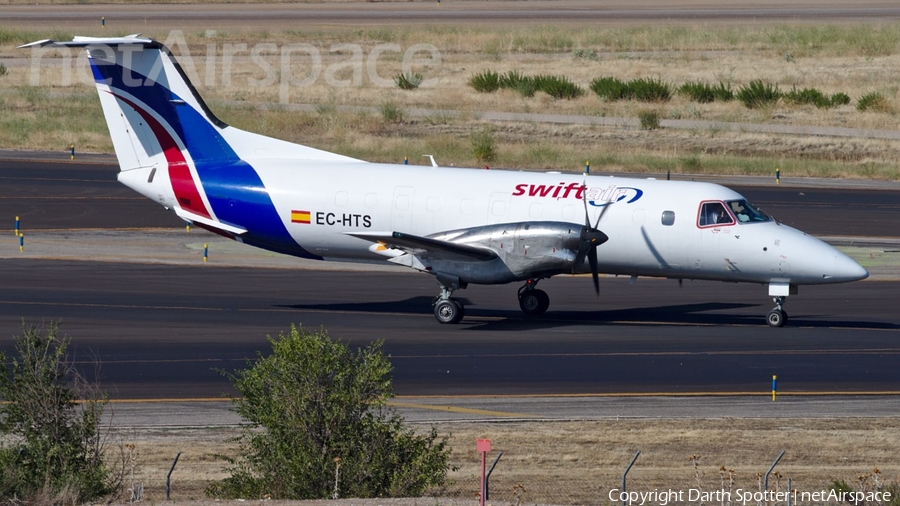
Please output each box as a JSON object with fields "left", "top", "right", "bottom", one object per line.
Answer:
{"left": 698, "top": 202, "right": 734, "bottom": 227}
{"left": 661, "top": 210, "right": 675, "bottom": 226}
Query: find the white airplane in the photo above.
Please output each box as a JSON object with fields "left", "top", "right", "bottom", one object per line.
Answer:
{"left": 23, "top": 35, "right": 868, "bottom": 327}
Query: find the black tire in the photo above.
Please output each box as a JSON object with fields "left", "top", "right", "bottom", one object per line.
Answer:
{"left": 434, "top": 299, "right": 464, "bottom": 324}
{"left": 766, "top": 309, "right": 785, "bottom": 328}
{"left": 519, "top": 289, "right": 550, "bottom": 315}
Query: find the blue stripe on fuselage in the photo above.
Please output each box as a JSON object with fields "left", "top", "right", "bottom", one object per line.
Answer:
{"left": 90, "top": 58, "right": 322, "bottom": 260}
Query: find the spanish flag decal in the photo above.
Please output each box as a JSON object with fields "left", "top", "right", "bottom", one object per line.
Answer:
{"left": 291, "top": 210, "right": 311, "bottom": 224}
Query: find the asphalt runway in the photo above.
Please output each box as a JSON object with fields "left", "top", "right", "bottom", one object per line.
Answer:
{"left": 1, "top": 156, "right": 899, "bottom": 401}
{"left": 2, "top": 158, "right": 899, "bottom": 237}
{"left": 1, "top": 259, "right": 898, "bottom": 400}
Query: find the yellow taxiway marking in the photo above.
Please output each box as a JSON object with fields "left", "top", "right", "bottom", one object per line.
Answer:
{"left": 387, "top": 401, "right": 535, "bottom": 418}
{"left": 106, "top": 398, "right": 231, "bottom": 404}
{"left": 397, "top": 391, "right": 900, "bottom": 398}
{"left": 78, "top": 392, "right": 900, "bottom": 405}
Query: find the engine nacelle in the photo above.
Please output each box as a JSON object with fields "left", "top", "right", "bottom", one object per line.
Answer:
{"left": 425, "top": 221, "right": 584, "bottom": 284}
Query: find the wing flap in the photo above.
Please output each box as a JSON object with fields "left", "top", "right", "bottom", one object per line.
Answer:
{"left": 349, "top": 231, "right": 497, "bottom": 262}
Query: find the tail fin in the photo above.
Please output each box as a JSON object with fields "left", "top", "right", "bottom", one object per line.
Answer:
{"left": 21, "top": 35, "right": 352, "bottom": 259}
{"left": 21, "top": 35, "right": 357, "bottom": 171}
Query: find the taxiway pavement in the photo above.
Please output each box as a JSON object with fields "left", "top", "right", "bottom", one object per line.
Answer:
{"left": 1, "top": 154, "right": 898, "bottom": 423}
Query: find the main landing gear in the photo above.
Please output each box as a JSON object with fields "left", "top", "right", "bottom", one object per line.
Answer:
{"left": 518, "top": 279, "right": 549, "bottom": 316}
{"left": 433, "top": 297, "right": 465, "bottom": 324}
{"left": 433, "top": 274, "right": 466, "bottom": 324}
{"left": 432, "top": 276, "right": 552, "bottom": 324}
{"left": 766, "top": 296, "right": 789, "bottom": 328}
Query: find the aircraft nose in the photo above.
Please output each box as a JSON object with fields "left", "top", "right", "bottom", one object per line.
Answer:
{"left": 832, "top": 251, "right": 869, "bottom": 282}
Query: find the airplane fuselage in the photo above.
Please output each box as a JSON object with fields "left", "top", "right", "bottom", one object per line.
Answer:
{"left": 30, "top": 34, "right": 866, "bottom": 326}
{"left": 120, "top": 160, "right": 863, "bottom": 287}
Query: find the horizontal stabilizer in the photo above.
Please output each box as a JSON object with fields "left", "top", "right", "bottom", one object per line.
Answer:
{"left": 18, "top": 34, "right": 153, "bottom": 49}
{"left": 176, "top": 207, "right": 247, "bottom": 236}
{"left": 349, "top": 231, "right": 497, "bottom": 262}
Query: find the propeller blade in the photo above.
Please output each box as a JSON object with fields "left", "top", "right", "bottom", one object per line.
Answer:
{"left": 573, "top": 240, "right": 589, "bottom": 271}
{"left": 588, "top": 246, "right": 599, "bottom": 295}
{"left": 581, "top": 182, "right": 590, "bottom": 228}
{"left": 593, "top": 197, "right": 612, "bottom": 229}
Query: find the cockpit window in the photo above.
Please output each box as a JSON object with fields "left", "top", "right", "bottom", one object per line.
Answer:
{"left": 698, "top": 201, "right": 734, "bottom": 227}
{"left": 727, "top": 199, "right": 770, "bottom": 224}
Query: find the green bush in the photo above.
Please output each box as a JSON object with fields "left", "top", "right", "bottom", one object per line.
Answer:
{"left": 830, "top": 91, "right": 851, "bottom": 106}
{"left": 473, "top": 70, "right": 583, "bottom": 99}
{"left": 591, "top": 77, "right": 670, "bottom": 102}
{"left": 0, "top": 322, "right": 117, "bottom": 504}
{"left": 857, "top": 91, "right": 891, "bottom": 112}
{"left": 499, "top": 70, "right": 535, "bottom": 97}
{"left": 468, "top": 70, "right": 500, "bottom": 92}
{"left": 394, "top": 72, "right": 423, "bottom": 90}
{"left": 638, "top": 110, "right": 661, "bottom": 130}
{"left": 0, "top": 63, "right": 7, "bottom": 77}
{"left": 736, "top": 80, "right": 781, "bottom": 108}
{"left": 471, "top": 125, "right": 497, "bottom": 163}
{"left": 784, "top": 86, "right": 832, "bottom": 108}
{"left": 590, "top": 76, "right": 629, "bottom": 101}
{"left": 206, "top": 325, "right": 451, "bottom": 500}
{"left": 572, "top": 48, "right": 598, "bottom": 60}
{"left": 532, "top": 74, "right": 584, "bottom": 99}
{"left": 678, "top": 81, "right": 734, "bottom": 103}
{"left": 628, "top": 77, "right": 672, "bottom": 102}
{"left": 379, "top": 100, "right": 403, "bottom": 123}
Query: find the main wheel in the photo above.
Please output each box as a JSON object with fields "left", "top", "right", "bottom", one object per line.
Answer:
{"left": 519, "top": 289, "right": 550, "bottom": 315}
{"left": 434, "top": 299, "right": 464, "bottom": 324}
{"left": 766, "top": 308, "right": 785, "bottom": 328}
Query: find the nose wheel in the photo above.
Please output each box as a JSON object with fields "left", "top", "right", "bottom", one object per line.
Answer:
{"left": 766, "top": 296, "right": 789, "bottom": 328}
{"left": 518, "top": 280, "right": 550, "bottom": 315}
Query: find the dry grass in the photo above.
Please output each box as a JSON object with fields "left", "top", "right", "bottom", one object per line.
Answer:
{"left": 3, "top": 24, "right": 900, "bottom": 178}
{"left": 116, "top": 418, "right": 900, "bottom": 505}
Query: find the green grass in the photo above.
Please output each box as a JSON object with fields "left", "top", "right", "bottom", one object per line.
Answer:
{"left": 470, "top": 126, "right": 497, "bottom": 163}
{"left": 628, "top": 77, "right": 672, "bottom": 102}
{"left": 783, "top": 86, "right": 832, "bottom": 108}
{"left": 468, "top": 70, "right": 500, "bottom": 93}
{"left": 678, "top": 81, "right": 734, "bottom": 103}
{"left": 531, "top": 74, "right": 584, "bottom": 99}
{"left": 736, "top": 80, "right": 781, "bottom": 109}
{"left": 857, "top": 91, "right": 892, "bottom": 112}
{"left": 590, "top": 77, "right": 629, "bottom": 101}
{"left": 590, "top": 77, "right": 671, "bottom": 102}
{"left": 470, "top": 71, "right": 583, "bottom": 99}
{"left": 638, "top": 110, "right": 661, "bottom": 130}
{"left": 379, "top": 100, "right": 404, "bottom": 123}
{"left": 781, "top": 86, "right": 852, "bottom": 109}
{"left": 394, "top": 72, "right": 423, "bottom": 90}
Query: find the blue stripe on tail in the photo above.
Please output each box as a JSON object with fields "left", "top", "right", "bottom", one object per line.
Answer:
{"left": 92, "top": 59, "right": 323, "bottom": 260}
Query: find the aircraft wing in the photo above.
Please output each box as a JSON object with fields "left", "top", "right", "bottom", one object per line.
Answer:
{"left": 349, "top": 231, "right": 497, "bottom": 262}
